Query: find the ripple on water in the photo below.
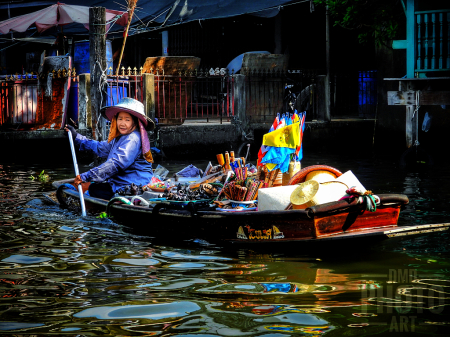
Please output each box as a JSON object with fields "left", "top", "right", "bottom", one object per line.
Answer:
{"left": 1, "top": 254, "right": 52, "bottom": 264}
{"left": 112, "top": 258, "right": 160, "bottom": 266}
{"left": 0, "top": 322, "right": 45, "bottom": 331}
{"left": 74, "top": 301, "right": 201, "bottom": 320}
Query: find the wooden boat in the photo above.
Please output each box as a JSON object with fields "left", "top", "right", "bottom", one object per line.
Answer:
{"left": 47, "top": 176, "right": 450, "bottom": 248}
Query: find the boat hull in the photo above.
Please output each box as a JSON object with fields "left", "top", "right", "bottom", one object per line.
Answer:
{"left": 48, "top": 180, "right": 449, "bottom": 246}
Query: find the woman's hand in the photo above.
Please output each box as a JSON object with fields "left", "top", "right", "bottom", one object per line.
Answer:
{"left": 74, "top": 175, "right": 83, "bottom": 186}
{"left": 64, "top": 124, "right": 77, "bottom": 142}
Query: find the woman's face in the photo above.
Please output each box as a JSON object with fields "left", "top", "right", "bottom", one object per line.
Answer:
{"left": 117, "top": 112, "right": 136, "bottom": 135}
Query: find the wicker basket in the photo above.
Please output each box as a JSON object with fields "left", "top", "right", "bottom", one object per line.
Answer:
{"left": 288, "top": 165, "right": 343, "bottom": 185}
{"left": 305, "top": 170, "right": 337, "bottom": 183}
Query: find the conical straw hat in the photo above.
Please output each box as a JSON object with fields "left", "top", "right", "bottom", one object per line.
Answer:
{"left": 290, "top": 180, "right": 349, "bottom": 209}
{"left": 290, "top": 180, "right": 320, "bottom": 206}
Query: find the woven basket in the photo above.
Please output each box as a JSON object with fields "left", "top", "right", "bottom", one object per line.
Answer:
{"left": 288, "top": 165, "right": 343, "bottom": 185}
{"left": 305, "top": 170, "right": 337, "bottom": 183}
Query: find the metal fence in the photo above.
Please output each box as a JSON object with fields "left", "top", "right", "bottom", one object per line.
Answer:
{"left": 357, "top": 70, "right": 377, "bottom": 118}
{"left": 105, "top": 69, "right": 236, "bottom": 124}
{"left": 105, "top": 76, "right": 142, "bottom": 107}
{"left": 243, "top": 69, "right": 285, "bottom": 123}
{"left": 1, "top": 67, "right": 373, "bottom": 128}
{"left": 151, "top": 69, "right": 235, "bottom": 124}
{"left": 0, "top": 75, "right": 40, "bottom": 128}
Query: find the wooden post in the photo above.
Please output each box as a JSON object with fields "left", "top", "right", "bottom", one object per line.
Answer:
{"left": 142, "top": 73, "right": 155, "bottom": 120}
{"left": 400, "top": 80, "right": 418, "bottom": 148}
{"left": 89, "top": 7, "right": 107, "bottom": 141}
{"left": 324, "top": 5, "right": 331, "bottom": 122}
{"left": 78, "top": 73, "right": 91, "bottom": 130}
{"left": 233, "top": 74, "right": 247, "bottom": 126}
{"left": 317, "top": 75, "right": 326, "bottom": 121}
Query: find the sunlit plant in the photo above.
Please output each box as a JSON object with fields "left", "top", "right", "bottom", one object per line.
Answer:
{"left": 30, "top": 170, "right": 50, "bottom": 182}
{"left": 96, "top": 212, "right": 110, "bottom": 219}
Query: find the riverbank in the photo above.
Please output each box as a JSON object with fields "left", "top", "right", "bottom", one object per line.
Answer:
{"left": 0, "top": 118, "right": 377, "bottom": 163}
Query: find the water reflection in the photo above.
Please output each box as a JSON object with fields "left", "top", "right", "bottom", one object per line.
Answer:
{"left": 0, "top": 156, "right": 449, "bottom": 335}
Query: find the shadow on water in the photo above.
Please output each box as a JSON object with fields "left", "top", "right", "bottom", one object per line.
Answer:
{"left": 0, "top": 151, "right": 449, "bottom": 336}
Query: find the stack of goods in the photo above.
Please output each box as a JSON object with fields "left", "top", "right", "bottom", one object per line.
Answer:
{"left": 213, "top": 151, "right": 260, "bottom": 211}
{"left": 160, "top": 182, "right": 219, "bottom": 201}
{"left": 221, "top": 179, "right": 263, "bottom": 202}
{"left": 287, "top": 166, "right": 377, "bottom": 211}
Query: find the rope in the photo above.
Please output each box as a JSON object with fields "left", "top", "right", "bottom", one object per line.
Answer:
{"left": 412, "top": 90, "right": 420, "bottom": 120}
{"left": 130, "top": 195, "right": 150, "bottom": 206}
{"left": 93, "top": 59, "right": 109, "bottom": 140}
{"left": 361, "top": 191, "right": 380, "bottom": 212}
{"left": 346, "top": 187, "right": 380, "bottom": 212}
{"left": 106, "top": 196, "right": 132, "bottom": 217}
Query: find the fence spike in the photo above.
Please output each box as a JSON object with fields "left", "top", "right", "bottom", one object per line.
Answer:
{"left": 72, "top": 67, "right": 77, "bottom": 77}
{"left": 150, "top": 67, "right": 154, "bottom": 74}
{"left": 133, "top": 67, "right": 137, "bottom": 75}
{"left": 140, "top": 66, "right": 143, "bottom": 75}
{"left": 63, "top": 68, "right": 67, "bottom": 77}
{"left": 121, "top": 66, "right": 125, "bottom": 76}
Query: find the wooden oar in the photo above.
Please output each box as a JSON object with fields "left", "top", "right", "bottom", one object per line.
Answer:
{"left": 68, "top": 130, "right": 87, "bottom": 217}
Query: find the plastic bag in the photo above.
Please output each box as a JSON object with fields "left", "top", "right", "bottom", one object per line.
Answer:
{"left": 175, "top": 164, "right": 203, "bottom": 178}
{"left": 153, "top": 164, "right": 169, "bottom": 180}
{"left": 422, "top": 112, "right": 431, "bottom": 132}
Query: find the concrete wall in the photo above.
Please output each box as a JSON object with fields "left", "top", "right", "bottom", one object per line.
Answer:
{"left": 158, "top": 123, "right": 241, "bottom": 159}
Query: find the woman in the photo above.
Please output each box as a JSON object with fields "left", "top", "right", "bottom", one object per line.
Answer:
{"left": 65, "top": 97, "right": 155, "bottom": 200}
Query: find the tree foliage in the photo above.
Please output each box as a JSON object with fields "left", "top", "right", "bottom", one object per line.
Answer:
{"left": 314, "top": 0, "right": 403, "bottom": 46}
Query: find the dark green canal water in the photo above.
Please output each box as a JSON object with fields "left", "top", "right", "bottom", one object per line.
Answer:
{"left": 0, "top": 150, "right": 449, "bottom": 336}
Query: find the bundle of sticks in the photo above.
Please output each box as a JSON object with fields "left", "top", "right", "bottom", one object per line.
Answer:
{"left": 256, "top": 166, "right": 280, "bottom": 188}
{"left": 216, "top": 151, "right": 246, "bottom": 172}
{"left": 222, "top": 179, "right": 263, "bottom": 201}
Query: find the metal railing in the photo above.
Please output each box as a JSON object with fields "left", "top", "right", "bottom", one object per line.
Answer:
{"left": 105, "top": 67, "right": 235, "bottom": 124}
{"left": 150, "top": 68, "right": 235, "bottom": 124}
{"left": 1, "top": 74, "right": 40, "bottom": 128}
{"left": 2, "top": 66, "right": 372, "bottom": 128}
{"left": 105, "top": 76, "right": 143, "bottom": 107}
{"left": 416, "top": 9, "right": 450, "bottom": 72}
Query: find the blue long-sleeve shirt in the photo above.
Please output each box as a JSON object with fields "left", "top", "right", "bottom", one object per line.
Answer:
{"left": 75, "top": 131, "right": 153, "bottom": 193}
